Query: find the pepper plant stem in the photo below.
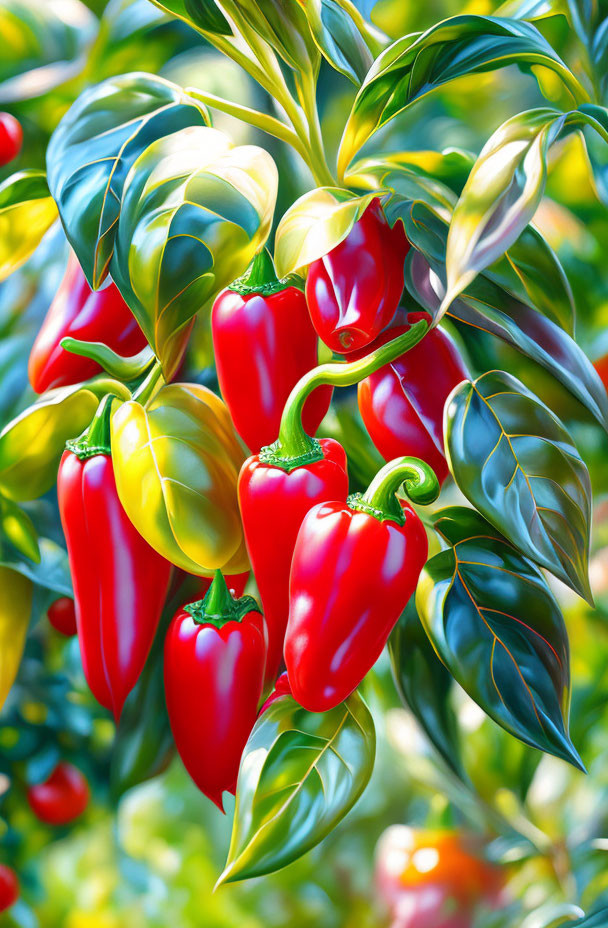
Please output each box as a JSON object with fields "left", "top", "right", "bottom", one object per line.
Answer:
{"left": 358, "top": 456, "right": 440, "bottom": 521}
{"left": 270, "top": 319, "right": 429, "bottom": 464}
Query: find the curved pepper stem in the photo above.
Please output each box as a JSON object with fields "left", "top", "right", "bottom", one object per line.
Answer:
{"left": 66, "top": 393, "right": 115, "bottom": 460}
{"left": 184, "top": 570, "right": 261, "bottom": 628}
{"left": 230, "top": 249, "right": 304, "bottom": 297}
{"left": 262, "top": 319, "right": 429, "bottom": 469}
{"left": 351, "top": 457, "right": 440, "bottom": 524}
{"left": 60, "top": 337, "right": 155, "bottom": 383}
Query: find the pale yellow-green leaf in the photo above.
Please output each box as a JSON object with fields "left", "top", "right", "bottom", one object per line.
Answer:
{"left": 274, "top": 186, "right": 376, "bottom": 277}
{"left": 0, "top": 170, "right": 57, "bottom": 281}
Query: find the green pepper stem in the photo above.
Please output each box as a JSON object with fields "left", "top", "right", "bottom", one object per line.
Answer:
{"left": 352, "top": 456, "right": 440, "bottom": 524}
{"left": 132, "top": 361, "right": 164, "bottom": 406}
{"left": 184, "top": 570, "right": 261, "bottom": 628}
{"left": 66, "top": 393, "right": 115, "bottom": 460}
{"left": 267, "top": 319, "right": 429, "bottom": 465}
{"left": 230, "top": 250, "right": 304, "bottom": 297}
{"left": 60, "top": 337, "right": 155, "bottom": 383}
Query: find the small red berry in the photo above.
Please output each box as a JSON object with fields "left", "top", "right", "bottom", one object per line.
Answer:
{"left": 0, "top": 864, "right": 19, "bottom": 912}
{"left": 47, "top": 597, "right": 77, "bottom": 636}
{"left": 0, "top": 113, "right": 22, "bottom": 167}
{"left": 27, "top": 762, "right": 89, "bottom": 825}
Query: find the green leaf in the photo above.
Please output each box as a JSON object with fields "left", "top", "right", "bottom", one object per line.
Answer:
{"left": 444, "top": 106, "right": 608, "bottom": 306}
{"left": 0, "top": 0, "right": 97, "bottom": 103}
{"left": 302, "top": 0, "right": 375, "bottom": 83}
{"left": 445, "top": 370, "right": 593, "bottom": 603}
{"left": 0, "top": 497, "right": 39, "bottom": 563}
{"left": 404, "top": 227, "right": 608, "bottom": 432}
{"left": 431, "top": 505, "right": 508, "bottom": 548}
{"left": 227, "top": 0, "right": 319, "bottom": 73}
{"left": 46, "top": 72, "right": 210, "bottom": 289}
{"left": 416, "top": 529, "right": 582, "bottom": 768}
{"left": 219, "top": 691, "right": 375, "bottom": 883}
{"left": 0, "top": 538, "right": 72, "bottom": 596}
{"left": 147, "top": 0, "right": 231, "bottom": 35}
{"left": 0, "top": 378, "right": 127, "bottom": 502}
{"left": 337, "top": 15, "right": 585, "bottom": 178}
{"left": 111, "top": 125, "right": 277, "bottom": 378}
{"left": 388, "top": 597, "right": 463, "bottom": 777}
{"left": 571, "top": 907, "right": 608, "bottom": 928}
{"left": 488, "top": 224, "right": 575, "bottom": 335}
{"left": 0, "top": 171, "right": 58, "bottom": 283}
{"left": 274, "top": 187, "right": 376, "bottom": 278}
{"left": 495, "top": 0, "right": 568, "bottom": 22}
{"left": 579, "top": 103, "right": 608, "bottom": 206}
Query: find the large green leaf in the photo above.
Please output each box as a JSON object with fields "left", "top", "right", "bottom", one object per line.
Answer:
{"left": 274, "top": 187, "right": 375, "bottom": 277}
{"left": 111, "top": 126, "right": 277, "bottom": 378}
{"left": 416, "top": 518, "right": 582, "bottom": 768}
{"left": 147, "top": 0, "right": 231, "bottom": 34}
{"left": 0, "top": 496, "right": 39, "bottom": 563}
{"left": 445, "top": 370, "right": 593, "bottom": 602}
{"left": 388, "top": 597, "right": 463, "bottom": 777}
{"left": 0, "top": 538, "right": 72, "bottom": 596}
{"left": 403, "top": 219, "right": 608, "bottom": 431}
{"left": 46, "top": 72, "right": 210, "bottom": 289}
{"left": 219, "top": 691, "right": 375, "bottom": 883}
{"left": 0, "top": 0, "right": 97, "bottom": 102}
{"left": 0, "top": 378, "right": 127, "bottom": 502}
{"left": 444, "top": 106, "right": 608, "bottom": 306}
{"left": 337, "top": 15, "right": 585, "bottom": 178}
{"left": 301, "top": 0, "right": 376, "bottom": 83}
{"left": 227, "top": 0, "right": 319, "bottom": 74}
{"left": 0, "top": 171, "right": 58, "bottom": 283}
{"left": 488, "top": 224, "right": 575, "bottom": 335}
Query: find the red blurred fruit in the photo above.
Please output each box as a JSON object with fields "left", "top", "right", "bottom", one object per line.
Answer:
{"left": 0, "top": 864, "right": 18, "bottom": 912}
{"left": 375, "top": 826, "right": 504, "bottom": 928}
{"left": 0, "top": 113, "right": 22, "bottom": 166}
{"left": 27, "top": 762, "right": 89, "bottom": 825}
{"left": 47, "top": 597, "right": 77, "bottom": 636}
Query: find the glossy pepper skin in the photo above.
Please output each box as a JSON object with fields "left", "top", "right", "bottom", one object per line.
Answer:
{"left": 164, "top": 571, "right": 267, "bottom": 810}
{"left": 0, "top": 113, "right": 22, "bottom": 166}
{"left": 26, "top": 762, "right": 89, "bottom": 825}
{"left": 305, "top": 199, "right": 409, "bottom": 354}
{"left": 47, "top": 597, "right": 77, "bottom": 636}
{"left": 28, "top": 252, "right": 147, "bottom": 394}
{"left": 285, "top": 458, "right": 439, "bottom": 712}
{"left": 238, "top": 322, "right": 430, "bottom": 684}
{"left": 239, "top": 438, "right": 348, "bottom": 683}
{"left": 358, "top": 314, "right": 469, "bottom": 485}
{"left": 0, "top": 865, "right": 18, "bottom": 912}
{"left": 212, "top": 251, "right": 332, "bottom": 453}
{"left": 57, "top": 397, "right": 172, "bottom": 719}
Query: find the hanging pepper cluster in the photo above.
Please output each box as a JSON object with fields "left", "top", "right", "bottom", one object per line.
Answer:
{"left": 0, "top": 0, "right": 603, "bottom": 898}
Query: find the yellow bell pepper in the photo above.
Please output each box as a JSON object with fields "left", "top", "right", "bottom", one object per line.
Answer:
{"left": 111, "top": 382, "right": 248, "bottom": 575}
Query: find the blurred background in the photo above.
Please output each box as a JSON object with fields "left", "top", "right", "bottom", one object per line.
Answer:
{"left": 1, "top": 0, "right": 607, "bottom": 925}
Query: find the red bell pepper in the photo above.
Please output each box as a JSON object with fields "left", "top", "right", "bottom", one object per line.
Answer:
{"left": 57, "top": 396, "right": 171, "bottom": 719}
{"left": 29, "top": 252, "right": 147, "bottom": 394}
{"left": 212, "top": 250, "right": 332, "bottom": 452}
{"left": 285, "top": 457, "right": 439, "bottom": 712}
{"left": 239, "top": 320, "right": 430, "bottom": 684}
{"left": 0, "top": 112, "right": 22, "bottom": 166}
{"left": 305, "top": 198, "right": 409, "bottom": 354}
{"left": 358, "top": 313, "right": 469, "bottom": 485}
{"left": 164, "top": 570, "right": 267, "bottom": 810}
{"left": 0, "top": 865, "right": 18, "bottom": 913}
{"left": 26, "top": 761, "right": 89, "bottom": 826}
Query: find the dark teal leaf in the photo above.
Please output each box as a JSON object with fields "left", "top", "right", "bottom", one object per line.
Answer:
{"left": 0, "top": 538, "right": 72, "bottom": 596}
{"left": 304, "top": 0, "right": 375, "bottom": 83}
{"left": 416, "top": 532, "right": 582, "bottom": 768}
{"left": 46, "top": 72, "right": 210, "bottom": 289}
{"left": 219, "top": 691, "right": 375, "bottom": 883}
{"left": 404, "top": 237, "right": 608, "bottom": 432}
{"left": 445, "top": 371, "right": 593, "bottom": 602}
{"left": 388, "top": 597, "right": 463, "bottom": 777}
